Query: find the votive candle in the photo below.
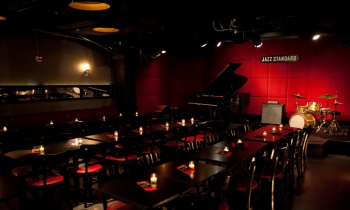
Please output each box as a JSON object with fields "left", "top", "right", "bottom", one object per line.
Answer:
{"left": 150, "top": 173, "right": 157, "bottom": 184}
{"left": 39, "top": 145, "right": 44, "bottom": 154}
{"left": 189, "top": 161, "right": 195, "bottom": 169}
{"left": 190, "top": 117, "right": 194, "bottom": 124}
{"left": 263, "top": 131, "right": 267, "bottom": 136}
{"left": 3, "top": 126, "right": 7, "bottom": 132}
{"left": 181, "top": 119, "right": 185, "bottom": 126}
{"left": 224, "top": 147, "right": 229, "bottom": 152}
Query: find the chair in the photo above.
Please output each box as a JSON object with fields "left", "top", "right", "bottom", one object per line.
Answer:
{"left": 140, "top": 130, "right": 164, "bottom": 165}
{"left": 106, "top": 201, "right": 138, "bottom": 210}
{"left": 26, "top": 148, "right": 72, "bottom": 210}
{"left": 294, "top": 128, "right": 311, "bottom": 177}
{"left": 163, "top": 126, "right": 186, "bottom": 160}
{"left": 70, "top": 143, "right": 107, "bottom": 208}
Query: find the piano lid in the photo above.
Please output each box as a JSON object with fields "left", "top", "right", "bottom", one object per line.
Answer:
{"left": 203, "top": 63, "right": 247, "bottom": 95}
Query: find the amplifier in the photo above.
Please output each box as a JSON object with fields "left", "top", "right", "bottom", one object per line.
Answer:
{"left": 261, "top": 103, "right": 283, "bottom": 125}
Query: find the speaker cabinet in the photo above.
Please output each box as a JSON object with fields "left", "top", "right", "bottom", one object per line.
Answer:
{"left": 261, "top": 103, "right": 283, "bottom": 125}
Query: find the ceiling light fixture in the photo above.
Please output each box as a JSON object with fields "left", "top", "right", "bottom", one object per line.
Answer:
{"left": 253, "top": 34, "right": 263, "bottom": 48}
{"left": 201, "top": 43, "right": 207, "bottom": 48}
{"left": 312, "top": 34, "right": 320, "bottom": 40}
{"left": 93, "top": 27, "right": 119, "bottom": 33}
{"left": 69, "top": 1, "right": 111, "bottom": 11}
{"left": 217, "top": 41, "right": 222, "bottom": 47}
{"left": 82, "top": 63, "right": 90, "bottom": 76}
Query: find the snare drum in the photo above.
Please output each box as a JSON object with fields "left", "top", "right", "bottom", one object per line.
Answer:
{"left": 289, "top": 113, "right": 316, "bottom": 129}
{"left": 308, "top": 102, "right": 322, "bottom": 112}
{"left": 297, "top": 106, "right": 309, "bottom": 114}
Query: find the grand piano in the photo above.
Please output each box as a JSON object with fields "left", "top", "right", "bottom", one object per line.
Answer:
{"left": 187, "top": 63, "right": 250, "bottom": 119}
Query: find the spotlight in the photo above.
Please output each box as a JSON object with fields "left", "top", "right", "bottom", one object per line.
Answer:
{"left": 253, "top": 35, "right": 263, "bottom": 48}
{"left": 161, "top": 50, "right": 166, "bottom": 54}
{"left": 312, "top": 34, "right": 320, "bottom": 40}
{"left": 217, "top": 41, "right": 222, "bottom": 47}
{"left": 201, "top": 42, "right": 207, "bottom": 48}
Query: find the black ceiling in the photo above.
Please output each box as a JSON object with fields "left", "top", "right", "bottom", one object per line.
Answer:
{"left": 2, "top": 1, "right": 350, "bottom": 55}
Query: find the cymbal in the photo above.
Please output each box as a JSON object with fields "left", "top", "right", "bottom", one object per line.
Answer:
{"left": 318, "top": 94, "right": 338, "bottom": 99}
{"left": 331, "top": 101, "right": 343, "bottom": 105}
{"left": 290, "top": 94, "right": 306, "bottom": 99}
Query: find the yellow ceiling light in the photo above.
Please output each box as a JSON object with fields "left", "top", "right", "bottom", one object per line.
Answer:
{"left": 93, "top": 27, "right": 119, "bottom": 33}
{"left": 69, "top": 1, "right": 110, "bottom": 11}
{"left": 0, "top": 16, "right": 6, "bottom": 21}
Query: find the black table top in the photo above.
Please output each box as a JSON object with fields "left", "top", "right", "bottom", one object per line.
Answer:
{"left": 92, "top": 176, "right": 194, "bottom": 210}
{"left": 3, "top": 138, "right": 101, "bottom": 162}
{"left": 238, "top": 125, "right": 299, "bottom": 143}
{"left": 0, "top": 176, "right": 27, "bottom": 202}
{"left": 144, "top": 160, "right": 226, "bottom": 186}
{"left": 190, "top": 140, "right": 268, "bottom": 165}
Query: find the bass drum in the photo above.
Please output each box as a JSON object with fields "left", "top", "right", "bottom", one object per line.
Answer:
{"left": 289, "top": 113, "right": 316, "bottom": 129}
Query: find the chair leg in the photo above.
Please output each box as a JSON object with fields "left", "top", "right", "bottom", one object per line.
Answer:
{"left": 271, "top": 177, "right": 275, "bottom": 210}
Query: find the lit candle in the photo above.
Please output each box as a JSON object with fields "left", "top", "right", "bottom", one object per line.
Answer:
{"left": 3, "top": 126, "right": 7, "bottom": 132}
{"left": 237, "top": 139, "right": 242, "bottom": 144}
{"left": 279, "top": 124, "right": 283, "bottom": 128}
{"left": 190, "top": 117, "right": 194, "bottom": 124}
{"left": 119, "top": 113, "right": 122, "bottom": 117}
{"left": 135, "top": 111, "right": 138, "bottom": 117}
{"left": 263, "top": 131, "right": 267, "bottom": 136}
{"left": 103, "top": 116, "right": 106, "bottom": 121}
{"left": 16, "top": 91, "right": 18, "bottom": 95}
{"left": 224, "top": 147, "right": 229, "bottom": 152}
{"left": 181, "top": 119, "right": 185, "bottom": 126}
{"left": 189, "top": 161, "right": 195, "bottom": 169}
{"left": 50, "top": 121, "right": 53, "bottom": 125}
{"left": 32, "top": 89, "right": 34, "bottom": 94}
{"left": 78, "top": 138, "right": 83, "bottom": 144}
{"left": 45, "top": 89, "right": 48, "bottom": 94}
{"left": 139, "top": 126, "right": 143, "bottom": 135}
{"left": 150, "top": 173, "right": 157, "bottom": 184}
{"left": 165, "top": 122, "right": 169, "bottom": 128}
{"left": 272, "top": 127, "right": 276, "bottom": 133}
{"left": 39, "top": 145, "right": 44, "bottom": 154}
{"left": 75, "top": 118, "right": 78, "bottom": 122}
{"left": 114, "top": 131, "right": 118, "bottom": 137}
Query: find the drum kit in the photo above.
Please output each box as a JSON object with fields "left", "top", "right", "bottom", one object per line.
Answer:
{"left": 289, "top": 93, "right": 343, "bottom": 135}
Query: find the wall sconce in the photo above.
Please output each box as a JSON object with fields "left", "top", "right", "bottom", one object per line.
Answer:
{"left": 82, "top": 63, "right": 90, "bottom": 76}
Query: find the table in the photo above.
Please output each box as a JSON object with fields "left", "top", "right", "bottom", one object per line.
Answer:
{"left": 92, "top": 176, "right": 194, "bottom": 210}
{"left": 190, "top": 140, "right": 268, "bottom": 166}
{"left": 0, "top": 176, "right": 27, "bottom": 209}
{"left": 238, "top": 125, "right": 299, "bottom": 143}
{"left": 145, "top": 160, "right": 226, "bottom": 186}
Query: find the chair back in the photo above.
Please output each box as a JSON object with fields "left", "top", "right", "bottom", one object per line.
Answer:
{"left": 79, "top": 143, "right": 107, "bottom": 172}
{"left": 34, "top": 148, "right": 71, "bottom": 187}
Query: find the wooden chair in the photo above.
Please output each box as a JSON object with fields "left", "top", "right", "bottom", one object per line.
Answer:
{"left": 26, "top": 148, "right": 72, "bottom": 210}
{"left": 163, "top": 126, "right": 186, "bottom": 160}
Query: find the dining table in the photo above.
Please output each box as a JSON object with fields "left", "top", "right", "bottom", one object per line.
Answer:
{"left": 144, "top": 159, "right": 226, "bottom": 186}
{"left": 92, "top": 175, "right": 194, "bottom": 210}
{"left": 189, "top": 139, "right": 268, "bottom": 166}
{"left": 238, "top": 125, "right": 299, "bottom": 143}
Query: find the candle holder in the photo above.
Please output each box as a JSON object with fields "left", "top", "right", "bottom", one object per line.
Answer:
{"left": 114, "top": 131, "right": 118, "bottom": 137}
{"left": 165, "top": 122, "right": 169, "bottom": 127}
{"left": 119, "top": 113, "right": 122, "bottom": 117}
{"left": 263, "top": 131, "right": 267, "bottom": 136}
{"left": 237, "top": 139, "right": 242, "bottom": 144}
{"left": 150, "top": 173, "right": 157, "bottom": 184}
{"left": 75, "top": 118, "right": 78, "bottom": 122}
{"left": 78, "top": 138, "right": 83, "bottom": 144}
{"left": 50, "top": 121, "right": 53, "bottom": 125}
{"left": 39, "top": 145, "right": 45, "bottom": 154}
{"left": 189, "top": 161, "right": 195, "bottom": 169}
{"left": 135, "top": 111, "right": 138, "bottom": 117}
{"left": 272, "top": 127, "right": 276, "bottom": 133}
{"left": 181, "top": 119, "right": 185, "bottom": 126}
{"left": 190, "top": 118, "right": 194, "bottom": 124}
{"left": 2, "top": 126, "right": 7, "bottom": 132}
{"left": 103, "top": 116, "right": 106, "bottom": 121}
{"left": 224, "top": 147, "right": 229, "bottom": 152}
{"left": 139, "top": 126, "right": 143, "bottom": 135}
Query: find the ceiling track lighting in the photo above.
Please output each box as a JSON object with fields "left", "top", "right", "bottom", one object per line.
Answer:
{"left": 69, "top": 1, "right": 111, "bottom": 11}
{"left": 312, "top": 34, "right": 321, "bottom": 40}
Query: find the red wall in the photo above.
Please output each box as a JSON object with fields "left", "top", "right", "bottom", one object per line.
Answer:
{"left": 136, "top": 37, "right": 350, "bottom": 121}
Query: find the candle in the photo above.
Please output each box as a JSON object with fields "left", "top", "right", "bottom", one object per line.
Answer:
{"left": 50, "top": 121, "right": 53, "bottom": 125}
{"left": 119, "top": 113, "right": 122, "bottom": 117}
{"left": 135, "top": 111, "right": 138, "bottom": 117}
{"left": 45, "top": 89, "right": 48, "bottom": 94}
{"left": 3, "top": 126, "right": 7, "bottom": 132}
{"left": 75, "top": 118, "right": 78, "bottom": 122}
{"left": 190, "top": 117, "right": 194, "bottom": 124}
{"left": 139, "top": 126, "right": 143, "bottom": 135}
{"left": 103, "top": 116, "right": 106, "bottom": 121}
{"left": 263, "top": 131, "right": 267, "bottom": 136}
{"left": 279, "top": 124, "right": 283, "bottom": 128}
{"left": 237, "top": 139, "right": 242, "bottom": 144}
{"left": 224, "top": 147, "right": 229, "bottom": 152}
{"left": 16, "top": 91, "right": 18, "bottom": 95}
{"left": 78, "top": 138, "right": 83, "bottom": 144}
{"left": 150, "top": 173, "right": 157, "bottom": 184}
{"left": 272, "top": 127, "right": 276, "bottom": 133}
{"left": 181, "top": 119, "right": 185, "bottom": 126}
{"left": 32, "top": 89, "right": 34, "bottom": 94}
{"left": 114, "top": 131, "right": 118, "bottom": 137}
{"left": 165, "top": 122, "right": 169, "bottom": 127}
{"left": 39, "top": 145, "right": 44, "bottom": 154}
{"left": 189, "top": 161, "right": 195, "bottom": 169}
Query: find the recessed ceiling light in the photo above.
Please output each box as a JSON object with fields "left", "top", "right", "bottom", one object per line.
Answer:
{"left": 161, "top": 50, "right": 166, "bottom": 54}
{"left": 312, "top": 34, "right": 320, "bottom": 40}
{"left": 93, "top": 27, "right": 119, "bottom": 33}
{"left": 69, "top": 1, "right": 110, "bottom": 11}
{"left": 0, "top": 16, "right": 6, "bottom": 21}
{"left": 217, "top": 41, "right": 222, "bottom": 47}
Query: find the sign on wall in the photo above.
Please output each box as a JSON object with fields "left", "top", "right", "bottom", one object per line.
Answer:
{"left": 260, "top": 55, "right": 299, "bottom": 63}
